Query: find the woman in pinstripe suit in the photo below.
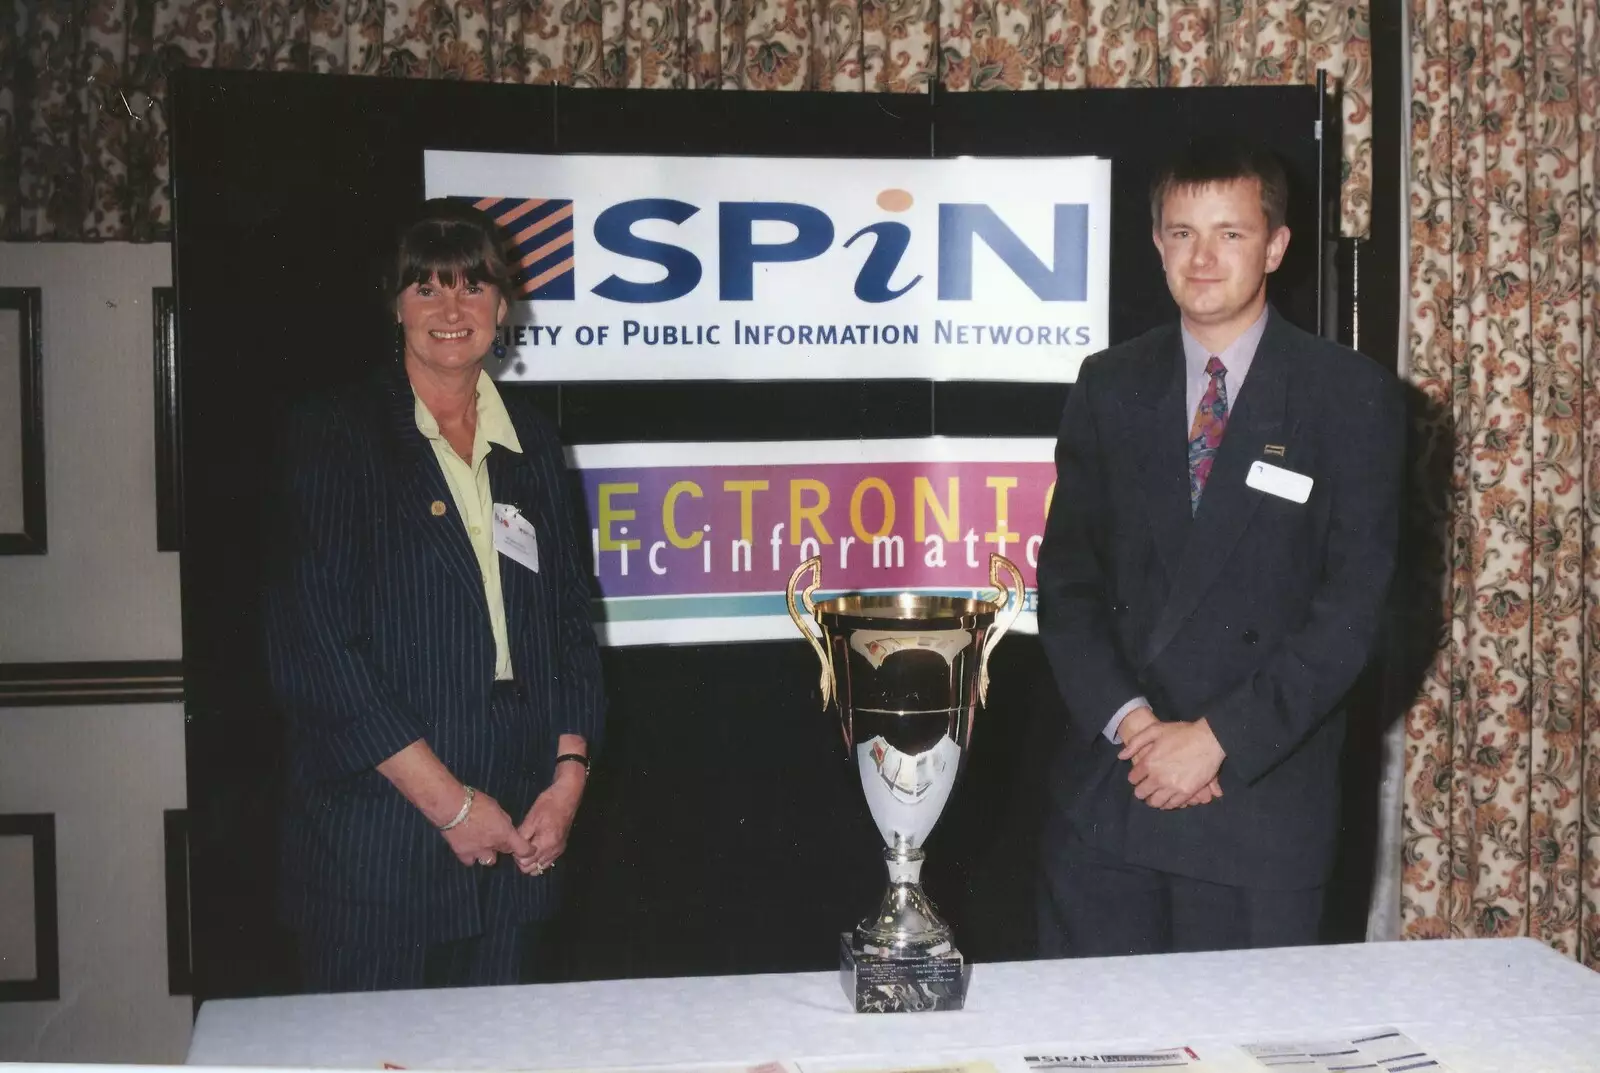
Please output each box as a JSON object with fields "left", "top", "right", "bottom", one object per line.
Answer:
{"left": 264, "top": 199, "right": 606, "bottom": 993}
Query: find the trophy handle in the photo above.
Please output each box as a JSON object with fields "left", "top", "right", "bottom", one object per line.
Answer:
{"left": 785, "top": 556, "right": 833, "bottom": 711}
{"left": 978, "top": 553, "right": 1025, "bottom": 706}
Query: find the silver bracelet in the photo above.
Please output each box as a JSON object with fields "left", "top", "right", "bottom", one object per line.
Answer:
{"left": 438, "top": 786, "right": 475, "bottom": 831}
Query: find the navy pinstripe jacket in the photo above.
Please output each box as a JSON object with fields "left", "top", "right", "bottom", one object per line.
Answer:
{"left": 263, "top": 361, "right": 605, "bottom": 948}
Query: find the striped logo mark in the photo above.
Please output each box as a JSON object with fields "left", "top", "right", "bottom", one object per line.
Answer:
{"left": 466, "top": 196, "right": 575, "bottom": 300}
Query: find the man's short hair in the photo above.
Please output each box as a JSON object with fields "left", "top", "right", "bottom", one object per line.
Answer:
{"left": 1149, "top": 138, "right": 1290, "bottom": 232}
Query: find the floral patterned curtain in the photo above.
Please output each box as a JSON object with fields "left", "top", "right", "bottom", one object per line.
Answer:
{"left": 1, "top": 1, "right": 1371, "bottom": 242}
{"left": 1401, "top": 0, "right": 1600, "bottom": 967}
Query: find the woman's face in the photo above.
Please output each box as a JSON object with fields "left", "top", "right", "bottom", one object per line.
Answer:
{"left": 396, "top": 272, "right": 507, "bottom": 377}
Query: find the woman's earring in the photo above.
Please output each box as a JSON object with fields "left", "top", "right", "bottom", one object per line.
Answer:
{"left": 492, "top": 335, "right": 508, "bottom": 359}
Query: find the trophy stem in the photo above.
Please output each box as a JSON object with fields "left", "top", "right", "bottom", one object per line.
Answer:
{"left": 885, "top": 846, "right": 927, "bottom": 885}
{"left": 855, "top": 844, "right": 954, "bottom": 959}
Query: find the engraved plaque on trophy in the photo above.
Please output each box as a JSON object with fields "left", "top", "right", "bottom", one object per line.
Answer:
{"left": 786, "top": 553, "right": 1023, "bottom": 1013}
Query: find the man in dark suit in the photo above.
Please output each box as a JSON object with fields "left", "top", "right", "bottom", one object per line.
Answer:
{"left": 1034, "top": 139, "right": 1404, "bottom": 956}
{"left": 263, "top": 200, "right": 605, "bottom": 992}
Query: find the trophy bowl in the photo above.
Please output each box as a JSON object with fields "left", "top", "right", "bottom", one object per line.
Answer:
{"left": 786, "top": 553, "right": 1023, "bottom": 1013}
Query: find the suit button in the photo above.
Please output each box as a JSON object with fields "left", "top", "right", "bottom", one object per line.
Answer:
{"left": 1243, "top": 630, "right": 1259, "bottom": 644}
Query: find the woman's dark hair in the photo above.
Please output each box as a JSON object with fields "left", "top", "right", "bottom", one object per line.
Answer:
{"left": 1149, "top": 137, "right": 1290, "bottom": 232}
{"left": 389, "top": 198, "right": 516, "bottom": 308}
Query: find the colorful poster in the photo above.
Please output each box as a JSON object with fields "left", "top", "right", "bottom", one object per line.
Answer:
{"left": 566, "top": 438, "right": 1057, "bottom": 646}
{"left": 424, "top": 150, "right": 1111, "bottom": 383}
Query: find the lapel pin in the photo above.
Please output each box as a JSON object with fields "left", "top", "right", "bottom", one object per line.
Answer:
{"left": 1264, "top": 444, "right": 1286, "bottom": 458}
{"left": 430, "top": 500, "right": 448, "bottom": 517}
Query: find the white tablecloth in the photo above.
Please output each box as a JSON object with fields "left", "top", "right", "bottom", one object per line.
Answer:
{"left": 179, "top": 938, "right": 1600, "bottom": 1073}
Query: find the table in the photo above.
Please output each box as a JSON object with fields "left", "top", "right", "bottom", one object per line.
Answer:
{"left": 176, "top": 938, "right": 1600, "bottom": 1073}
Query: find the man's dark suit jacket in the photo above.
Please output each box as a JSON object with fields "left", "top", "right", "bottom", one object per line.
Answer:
{"left": 1036, "top": 306, "right": 1403, "bottom": 891}
{"left": 263, "top": 361, "right": 605, "bottom": 950}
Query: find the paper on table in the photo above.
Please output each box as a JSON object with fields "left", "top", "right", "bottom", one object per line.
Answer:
{"left": 798, "top": 1049, "right": 1221, "bottom": 1073}
{"left": 376, "top": 1046, "right": 1213, "bottom": 1073}
{"left": 1024, "top": 1049, "right": 1206, "bottom": 1070}
{"left": 1241, "top": 1027, "right": 1453, "bottom": 1072}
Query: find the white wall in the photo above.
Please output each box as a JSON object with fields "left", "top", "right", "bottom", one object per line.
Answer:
{"left": 0, "top": 243, "right": 192, "bottom": 1061}
{"left": 0, "top": 244, "right": 182, "bottom": 659}
{"left": 0, "top": 707, "right": 190, "bottom": 1060}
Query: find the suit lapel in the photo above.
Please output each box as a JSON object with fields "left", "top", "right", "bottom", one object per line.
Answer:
{"left": 375, "top": 364, "right": 490, "bottom": 620}
{"left": 1122, "top": 331, "right": 1192, "bottom": 578}
{"left": 1139, "top": 311, "right": 1292, "bottom": 670}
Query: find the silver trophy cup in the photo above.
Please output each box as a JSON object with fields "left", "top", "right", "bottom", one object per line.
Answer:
{"left": 786, "top": 553, "right": 1023, "bottom": 1012}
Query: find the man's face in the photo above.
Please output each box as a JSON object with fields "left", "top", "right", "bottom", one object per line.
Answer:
{"left": 1152, "top": 178, "right": 1290, "bottom": 329}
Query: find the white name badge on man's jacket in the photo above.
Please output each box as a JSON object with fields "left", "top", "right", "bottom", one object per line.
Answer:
{"left": 493, "top": 503, "right": 539, "bottom": 572}
{"left": 1246, "top": 460, "right": 1314, "bottom": 504}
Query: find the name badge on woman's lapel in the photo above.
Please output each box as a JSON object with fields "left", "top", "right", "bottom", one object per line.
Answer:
{"left": 493, "top": 503, "right": 539, "bottom": 573}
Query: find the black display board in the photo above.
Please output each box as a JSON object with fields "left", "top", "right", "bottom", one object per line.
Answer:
{"left": 169, "top": 69, "right": 1339, "bottom": 1002}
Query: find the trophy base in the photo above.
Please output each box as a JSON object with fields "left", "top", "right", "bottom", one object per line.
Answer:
{"left": 838, "top": 932, "right": 968, "bottom": 1013}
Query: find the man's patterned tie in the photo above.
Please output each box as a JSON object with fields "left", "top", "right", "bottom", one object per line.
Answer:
{"left": 1187, "top": 356, "right": 1230, "bottom": 513}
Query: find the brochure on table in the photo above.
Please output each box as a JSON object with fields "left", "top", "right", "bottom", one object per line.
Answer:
{"left": 367, "top": 1028, "right": 1450, "bottom": 1073}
